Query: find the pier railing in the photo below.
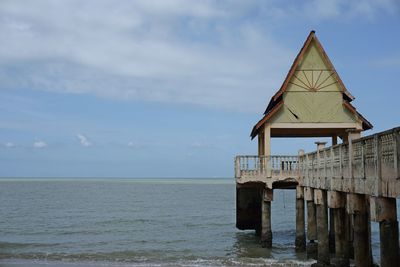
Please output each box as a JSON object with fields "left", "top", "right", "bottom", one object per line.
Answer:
{"left": 235, "top": 155, "right": 298, "bottom": 184}
{"left": 235, "top": 127, "right": 400, "bottom": 197}
{"left": 298, "top": 127, "right": 400, "bottom": 198}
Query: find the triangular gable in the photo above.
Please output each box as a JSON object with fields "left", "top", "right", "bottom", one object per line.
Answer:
{"left": 251, "top": 31, "right": 372, "bottom": 139}
{"left": 264, "top": 31, "right": 353, "bottom": 116}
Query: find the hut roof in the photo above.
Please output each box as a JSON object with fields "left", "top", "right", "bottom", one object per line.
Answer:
{"left": 251, "top": 31, "right": 372, "bottom": 139}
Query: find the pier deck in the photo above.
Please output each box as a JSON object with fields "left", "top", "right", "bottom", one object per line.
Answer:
{"left": 235, "top": 127, "right": 400, "bottom": 267}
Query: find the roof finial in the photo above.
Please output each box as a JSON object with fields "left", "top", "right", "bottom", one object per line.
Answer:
{"left": 311, "top": 30, "right": 316, "bottom": 35}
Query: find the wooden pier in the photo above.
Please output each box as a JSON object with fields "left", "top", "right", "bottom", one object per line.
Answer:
{"left": 236, "top": 127, "right": 400, "bottom": 266}
{"left": 235, "top": 31, "right": 400, "bottom": 267}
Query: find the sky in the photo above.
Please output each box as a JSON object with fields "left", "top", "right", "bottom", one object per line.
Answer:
{"left": 0, "top": 0, "right": 400, "bottom": 178}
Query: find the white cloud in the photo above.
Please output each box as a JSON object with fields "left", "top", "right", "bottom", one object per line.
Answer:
{"left": 303, "top": 0, "right": 399, "bottom": 20}
{"left": 191, "top": 141, "right": 209, "bottom": 148}
{"left": 0, "top": 1, "right": 291, "bottom": 112}
{"left": 127, "top": 141, "right": 147, "bottom": 149}
{"left": 0, "top": 1, "right": 397, "bottom": 112}
{"left": 77, "top": 134, "right": 92, "bottom": 147}
{"left": 33, "top": 140, "right": 47, "bottom": 148}
{"left": 127, "top": 141, "right": 136, "bottom": 148}
{"left": 4, "top": 142, "right": 15, "bottom": 148}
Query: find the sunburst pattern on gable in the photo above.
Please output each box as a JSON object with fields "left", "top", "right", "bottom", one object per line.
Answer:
{"left": 290, "top": 70, "right": 337, "bottom": 92}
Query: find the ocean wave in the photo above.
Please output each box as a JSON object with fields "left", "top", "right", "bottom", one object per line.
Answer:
{"left": 0, "top": 256, "right": 316, "bottom": 267}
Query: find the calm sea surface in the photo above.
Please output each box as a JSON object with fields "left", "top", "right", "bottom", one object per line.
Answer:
{"left": 0, "top": 178, "right": 393, "bottom": 267}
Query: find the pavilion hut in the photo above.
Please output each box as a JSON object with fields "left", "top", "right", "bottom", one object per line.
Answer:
{"left": 251, "top": 30, "right": 372, "bottom": 157}
{"left": 235, "top": 31, "right": 373, "bottom": 250}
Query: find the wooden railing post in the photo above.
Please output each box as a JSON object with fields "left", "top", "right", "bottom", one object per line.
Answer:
{"left": 330, "top": 147, "right": 334, "bottom": 179}
{"left": 315, "top": 142, "right": 327, "bottom": 188}
{"left": 374, "top": 135, "right": 382, "bottom": 195}
{"left": 347, "top": 129, "right": 361, "bottom": 192}
{"left": 264, "top": 156, "right": 268, "bottom": 175}
{"left": 298, "top": 150, "right": 305, "bottom": 184}
{"left": 339, "top": 146, "right": 343, "bottom": 177}
{"left": 235, "top": 156, "right": 240, "bottom": 178}
{"left": 348, "top": 132, "right": 354, "bottom": 192}
{"left": 266, "top": 155, "right": 271, "bottom": 177}
{"left": 306, "top": 154, "right": 310, "bottom": 180}
{"left": 394, "top": 129, "right": 399, "bottom": 179}
{"left": 255, "top": 156, "right": 257, "bottom": 175}
{"left": 322, "top": 150, "right": 326, "bottom": 179}
{"left": 361, "top": 140, "right": 365, "bottom": 179}
{"left": 317, "top": 149, "right": 320, "bottom": 180}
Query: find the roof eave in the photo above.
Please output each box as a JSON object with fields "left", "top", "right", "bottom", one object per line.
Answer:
{"left": 343, "top": 101, "right": 373, "bottom": 131}
{"left": 251, "top": 100, "right": 284, "bottom": 139}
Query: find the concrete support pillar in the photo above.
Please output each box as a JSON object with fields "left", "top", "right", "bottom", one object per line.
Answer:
{"left": 261, "top": 188, "right": 273, "bottom": 248}
{"left": 258, "top": 131, "right": 264, "bottom": 156}
{"left": 314, "top": 189, "right": 330, "bottom": 266}
{"left": 295, "top": 186, "right": 306, "bottom": 251}
{"left": 348, "top": 193, "right": 372, "bottom": 267}
{"left": 380, "top": 220, "right": 399, "bottom": 267}
{"left": 305, "top": 187, "right": 318, "bottom": 259}
{"left": 370, "top": 197, "right": 399, "bottom": 267}
{"left": 329, "top": 208, "right": 335, "bottom": 253}
{"left": 345, "top": 211, "right": 354, "bottom": 260}
{"left": 353, "top": 211, "right": 370, "bottom": 266}
{"left": 263, "top": 124, "right": 271, "bottom": 156}
{"left": 328, "top": 191, "right": 349, "bottom": 267}
{"left": 333, "top": 208, "right": 349, "bottom": 267}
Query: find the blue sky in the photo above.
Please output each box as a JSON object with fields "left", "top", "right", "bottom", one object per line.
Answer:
{"left": 0, "top": 0, "right": 399, "bottom": 177}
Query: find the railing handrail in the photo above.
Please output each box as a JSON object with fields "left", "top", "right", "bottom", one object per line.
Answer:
{"left": 298, "top": 126, "right": 400, "bottom": 198}
{"left": 235, "top": 155, "right": 299, "bottom": 171}
{"left": 301, "top": 127, "right": 400, "bottom": 158}
{"left": 235, "top": 155, "right": 298, "bottom": 159}
{"left": 235, "top": 126, "right": 400, "bottom": 198}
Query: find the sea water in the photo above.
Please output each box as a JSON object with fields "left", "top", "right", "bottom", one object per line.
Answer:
{"left": 0, "top": 178, "right": 390, "bottom": 266}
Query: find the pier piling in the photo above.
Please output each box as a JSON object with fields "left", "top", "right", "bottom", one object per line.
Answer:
{"left": 305, "top": 187, "right": 318, "bottom": 259}
{"left": 295, "top": 186, "right": 306, "bottom": 251}
{"left": 371, "top": 197, "right": 400, "bottom": 267}
{"left": 380, "top": 219, "right": 399, "bottom": 267}
{"left": 349, "top": 193, "right": 372, "bottom": 267}
{"left": 328, "top": 191, "right": 349, "bottom": 267}
{"left": 314, "top": 189, "right": 330, "bottom": 266}
{"left": 329, "top": 208, "right": 335, "bottom": 253}
{"left": 261, "top": 188, "right": 273, "bottom": 248}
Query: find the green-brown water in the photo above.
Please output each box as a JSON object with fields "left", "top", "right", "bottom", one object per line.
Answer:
{"left": 0, "top": 178, "right": 389, "bottom": 266}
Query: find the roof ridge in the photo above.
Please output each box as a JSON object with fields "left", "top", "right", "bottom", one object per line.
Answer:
{"left": 264, "top": 30, "right": 354, "bottom": 115}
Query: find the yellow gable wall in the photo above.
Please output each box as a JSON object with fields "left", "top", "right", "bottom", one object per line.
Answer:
{"left": 270, "top": 41, "right": 359, "bottom": 124}
{"left": 270, "top": 92, "right": 357, "bottom": 123}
